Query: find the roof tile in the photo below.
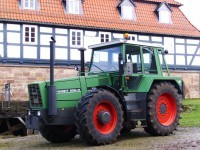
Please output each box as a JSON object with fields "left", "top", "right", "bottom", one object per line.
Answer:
{"left": 143, "top": 0, "right": 181, "bottom": 5}
{"left": 0, "top": 0, "right": 199, "bottom": 37}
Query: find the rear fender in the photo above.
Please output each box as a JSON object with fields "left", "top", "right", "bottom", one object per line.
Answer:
{"left": 151, "top": 80, "right": 183, "bottom": 97}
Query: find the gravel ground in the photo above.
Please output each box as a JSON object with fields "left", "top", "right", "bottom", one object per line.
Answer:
{"left": 0, "top": 127, "right": 200, "bottom": 150}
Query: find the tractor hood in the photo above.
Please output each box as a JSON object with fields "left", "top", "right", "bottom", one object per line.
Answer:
{"left": 28, "top": 73, "right": 113, "bottom": 109}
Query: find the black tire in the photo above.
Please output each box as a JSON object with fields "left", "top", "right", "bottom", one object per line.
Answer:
{"left": 144, "top": 82, "right": 181, "bottom": 136}
{"left": 120, "top": 126, "right": 131, "bottom": 134}
{"left": 120, "top": 122, "right": 134, "bottom": 134}
{"left": 75, "top": 89, "right": 123, "bottom": 145}
{"left": 39, "top": 125, "right": 76, "bottom": 143}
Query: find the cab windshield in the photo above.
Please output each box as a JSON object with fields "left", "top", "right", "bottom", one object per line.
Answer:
{"left": 89, "top": 46, "right": 121, "bottom": 73}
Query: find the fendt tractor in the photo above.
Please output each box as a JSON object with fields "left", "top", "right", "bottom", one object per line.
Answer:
{"left": 26, "top": 34, "right": 183, "bottom": 145}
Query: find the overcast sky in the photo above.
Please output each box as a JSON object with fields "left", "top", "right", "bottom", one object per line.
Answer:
{"left": 175, "top": 0, "right": 200, "bottom": 31}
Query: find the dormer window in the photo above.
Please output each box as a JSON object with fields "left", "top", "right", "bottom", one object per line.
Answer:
{"left": 156, "top": 2, "right": 172, "bottom": 24}
{"left": 22, "top": 0, "right": 38, "bottom": 10}
{"left": 69, "top": 0, "right": 79, "bottom": 14}
{"left": 64, "top": 0, "right": 83, "bottom": 15}
{"left": 159, "top": 11, "right": 171, "bottom": 23}
{"left": 118, "top": 0, "right": 136, "bottom": 20}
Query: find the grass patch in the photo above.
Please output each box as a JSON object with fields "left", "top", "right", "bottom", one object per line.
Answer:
{"left": 180, "top": 99, "right": 200, "bottom": 127}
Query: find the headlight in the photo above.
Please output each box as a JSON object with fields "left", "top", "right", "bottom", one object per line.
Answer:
{"left": 28, "top": 110, "right": 31, "bottom": 116}
{"left": 177, "top": 80, "right": 182, "bottom": 85}
{"left": 37, "top": 111, "right": 41, "bottom": 116}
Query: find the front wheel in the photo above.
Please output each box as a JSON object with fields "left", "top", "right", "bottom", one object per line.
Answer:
{"left": 144, "top": 82, "right": 181, "bottom": 136}
{"left": 39, "top": 125, "right": 76, "bottom": 143}
{"left": 75, "top": 89, "right": 123, "bottom": 145}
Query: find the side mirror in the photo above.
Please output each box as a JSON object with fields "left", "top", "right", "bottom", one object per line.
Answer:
{"left": 74, "top": 65, "right": 79, "bottom": 71}
{"left": 163, "top": 49, "right": 168, "bottom": 55}
{"left": 126, "top": 62, "right": 133, "bottom": 76}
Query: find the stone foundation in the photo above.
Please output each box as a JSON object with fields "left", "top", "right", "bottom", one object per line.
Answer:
{"left": 0, "top": 64, "right": 77, "bottom": 101}
{"left": 170, "top": 70, "right": 200, "bottom": 99}
{"left": 0, "top": 65, "right": 199, "bottom": 101}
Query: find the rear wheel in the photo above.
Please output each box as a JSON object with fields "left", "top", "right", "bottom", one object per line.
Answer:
{"left": 39, "top": 125, "right": 76, "bottom": 143}
{"left": 75, "top": 89, "right": 123, "bottom": 145}
{"left": 144, "top": 82, "right": 181, "bottom": 136}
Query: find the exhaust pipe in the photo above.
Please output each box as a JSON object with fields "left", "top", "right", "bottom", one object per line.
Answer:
{"left": 78, "top": 48, "right": 86, "bottom": 76}
{"left": 48, "top": 37, "right": 57, "bottom": 116}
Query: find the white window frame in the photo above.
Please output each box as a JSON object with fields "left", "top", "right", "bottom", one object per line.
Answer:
{"left": 68, "top": 0, "right": 80, "bottom": 14}
{"left": 128, "top": 34, "right": 137, "bottom": 41}
{"left": 23, "top": 0, "right": 36, "bottom": 10}
{"left": 23, "top": 25, "right": 38, "bottom": 44}
{"left": 70, "top": 30, "right": 83, "bottom": 47}
{"left": 99, "top": 32, "right": 111, "bottom": 43}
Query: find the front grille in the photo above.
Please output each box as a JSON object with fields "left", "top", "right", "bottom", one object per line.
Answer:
{"left": 28, "top": 84, "right": 43, "bottom": 107}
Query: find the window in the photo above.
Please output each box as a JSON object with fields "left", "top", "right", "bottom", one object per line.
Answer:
{"left": 23, "top": 0, "right": 37, "bottom": 10}
{"left": 90, "top": 46, "right": 121, "bottom": 73}
{"left": 23, "top": 25, "right": 37, "bottom": 44}
{"left": 122, "top": 6, "right": 133, "bottom": 20}
{"left": 156, "top": 2, "right": 172, "bottom": 24}
{"left": 125, "top": 45, "right": 142, "bottom": 73}
{"left": 142, "top": 47, "right": 158, "bottom": 74}
{"left": 67, "top": 0, "right": 81, "bottom": 14}
{"left": 128, "top": 34, "right": 137, "bottom": 41}
{"left": 100, "top": 32, "right": 111, "bottom": 43}
{"left": 118, "top": 0, "right": 136, "bottom": 20}
{"left": 70, "top": 30, "right": 83, "bottom": 47}
{"left": 159, "top": 10, "right": 171, "bottom": 24}
{"left": 128, "top": 36, "right": 135, "bottom": 41}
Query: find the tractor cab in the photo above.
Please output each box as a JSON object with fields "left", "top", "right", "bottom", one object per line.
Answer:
{"left": 88, "top": 39, "right": 170, "bottom": 92}
{"left": 88, "top": 39, "right": 168, "bottom": 75}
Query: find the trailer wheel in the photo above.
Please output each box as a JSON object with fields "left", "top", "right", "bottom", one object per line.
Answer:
{"left": 75, "top": 89, "right": 123, "bottom": 145}
{"left": 39, "top": 125, "right": 76, "bottom": 143}
{"left": 144, "top": 82, "right": 181, "bottom": 136}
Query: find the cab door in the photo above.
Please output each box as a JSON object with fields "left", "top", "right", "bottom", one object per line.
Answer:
{"left": 123, "top": 44, "right": 159, "bottom": 124}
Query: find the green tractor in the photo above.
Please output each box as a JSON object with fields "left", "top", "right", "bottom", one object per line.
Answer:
{"left": 26, "top": 36, "right": 183, "bottom": 145}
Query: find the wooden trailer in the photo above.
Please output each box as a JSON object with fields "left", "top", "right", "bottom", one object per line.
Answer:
{"left": 0, "top": 83, "right": 28, "bottom": 136}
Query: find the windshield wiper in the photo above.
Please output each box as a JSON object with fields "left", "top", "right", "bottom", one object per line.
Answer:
{"left": 92, "top": 64, "right": 104, "bottom": 72}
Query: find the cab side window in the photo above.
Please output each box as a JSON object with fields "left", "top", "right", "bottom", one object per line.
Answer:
{"left": 125, "top": 45, "right": 142, "bottom": 74}
{"left": 142, "top": 47, "right": 158, "bottom": 74}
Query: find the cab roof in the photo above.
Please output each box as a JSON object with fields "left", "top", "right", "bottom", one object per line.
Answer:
{"left": 88, "top": 39, "right": 164, "bottom": 49}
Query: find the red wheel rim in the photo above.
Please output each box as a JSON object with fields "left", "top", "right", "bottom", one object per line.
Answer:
{"left": 156, "top": 93, "right": 177, "bottom": 126}
{"left": 93, "top": 101, "right": 117, "bottom": 134}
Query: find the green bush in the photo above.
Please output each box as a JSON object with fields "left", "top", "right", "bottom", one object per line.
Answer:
{"left": 180, "top": 99, "right": 200, "bottom": 127}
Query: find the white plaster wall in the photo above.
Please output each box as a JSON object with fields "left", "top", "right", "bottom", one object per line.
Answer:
{"left": 40, "top": 47, "right": 50, "bottom": 59}
{"left": 0, "top": 23, "right": 3, "bottom": 30}
{"left": 7, "top": 32, "right": 20, "bottom": 43}
{"left": 70, "top": 49, "right": 80, "bottom": 60}
{"left": 164, "top": 37, "right": 174, "bottom": 53}
{"left": 138, "top": 35, "right": 149, "bottom": 41}
{"left": 85, "top": 31, "right": 96, "bottom": 37}
{"left": 55, "top": 28, "right": 68, "bottom": 34}
{"left": 0, "top": 32, "right": 3, "bottom": 42}
{"left": 55, "top": 48, "right": 68, "bottom": 60}
{"left": 40, "top": 34, "right": 52, "bottom": 45}
{"left": 0, "top": 44, "right": 3, "bottom": 57}
{"left": 23, "top": 46, "right": 37, "bottom": 58}
{"left": 40, "top": 27, "right": 52, "bottom": 33}
{"left": 151, "top": 36, "right": 162, "bottom": 42}
{"left": 7, "top": 45, "right": 20, "bottom": 58}
{"left": 7, "top": 24, "right": 20, "bottom": 31}
{"left": 55, "top": 35, "right": 68, "bottom": 46}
